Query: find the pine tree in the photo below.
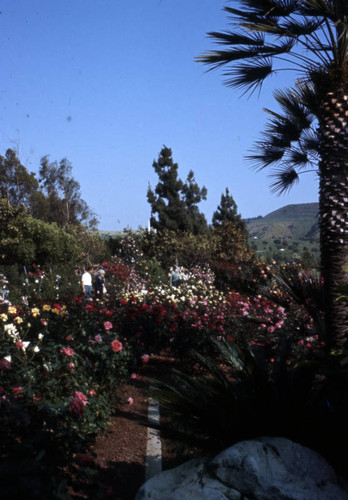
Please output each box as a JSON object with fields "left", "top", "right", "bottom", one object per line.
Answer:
{"left": 147, "top": 146, "right": 207, "bottom": 234}
{"left": 212, "top": 187, "right": 247, "bottom": 234}
{"left": 182, "top": 170, "right": 208, "bottom": 234}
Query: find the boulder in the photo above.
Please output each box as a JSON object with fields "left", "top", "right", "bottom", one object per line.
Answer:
{"left": 136, "top": 437, "right": 348, "bottom": 500}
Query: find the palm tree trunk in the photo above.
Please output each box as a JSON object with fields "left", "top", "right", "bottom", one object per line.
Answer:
{"left": 319, "top": 89, "right": 348, "bottom": 348}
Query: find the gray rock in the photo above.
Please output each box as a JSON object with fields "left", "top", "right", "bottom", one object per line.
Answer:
{"left": 211, "top": 437, "right": 348, "bottom": 500}
{"left": 137, "top": 457, "right": 241, "bottom": 500}
{"left": 136, "top": 437, "right": 348, "bottom": 500}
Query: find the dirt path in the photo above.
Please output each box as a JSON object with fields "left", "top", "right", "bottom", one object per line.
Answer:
{"left": 67, "top": 354, "right": 180, "bottom": 499}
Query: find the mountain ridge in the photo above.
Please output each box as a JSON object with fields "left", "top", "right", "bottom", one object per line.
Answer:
{"left": 245, "top": 202, "right": 319, "bottom": 241}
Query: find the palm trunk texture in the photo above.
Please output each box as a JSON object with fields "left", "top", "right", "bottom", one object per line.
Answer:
{"left": 319, "top": 89, "right": 348, "bottom": 347}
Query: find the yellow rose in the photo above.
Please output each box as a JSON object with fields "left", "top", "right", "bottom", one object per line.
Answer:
{"left": 8, "top": 306, "right": 17, "bottom": 314}
{"left": 31, "top": 308, "right": 40, "bottom": 317}
{"left": 14, "top": 316, "right": 23, "bottom": 324}
{"left": 1, "top": 313, "right": 8, "bottom": 322}
{"left": 42, "top": 304, "right": 51, "bottom": 311}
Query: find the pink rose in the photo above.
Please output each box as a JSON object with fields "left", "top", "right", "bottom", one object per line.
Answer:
{"left": 141, "top": 354, "right": 150, "bottom": 364}
{"left": 60, "top": 347, "right": 75, "bottom": 357}
{"left": 127, "top": 397, "right": 134, "bottom": 405}
{"left": 89, "top": 389, "right": 96, "bottom": 396}
{"left": 68, "top": 363, "right": 75, "bottom": 371}
{"left": 69, "top": 396, "right": 85, "bottom": 417}
{"left": 111, "top": 340, "right": 123, "bottom": 353}
{"left": 74, "top": 391, "right": 88, "bottom": 405}
{"left": 69, "top": 391, "right": 88, "bottom": 417}
{"left": 104, "top": 321, "right": 113, "bottom": 331}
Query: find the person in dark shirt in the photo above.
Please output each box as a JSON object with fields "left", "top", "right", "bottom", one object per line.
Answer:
{"left": 95, "top": 269, "right": 106, "bottom": 300}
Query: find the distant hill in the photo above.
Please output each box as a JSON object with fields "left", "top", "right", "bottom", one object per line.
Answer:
{"left": 245, "top": 203, "right": 319, "bottom": 241}
{"left": 244, "top": 203, "right": 319, "bottom": 264}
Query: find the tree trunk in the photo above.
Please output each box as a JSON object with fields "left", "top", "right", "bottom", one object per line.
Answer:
{"left": 319, "top": 90, "right": 348, "bottom": 348}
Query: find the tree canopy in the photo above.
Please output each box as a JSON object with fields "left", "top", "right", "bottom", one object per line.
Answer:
{"left": 147, "top": 146, "right": 208, "bottom": 234}
{"left": 212, "top": 187, "right": 247, "bottom": 234}
{"left": 0, "top": 200, "right": 80, "bottom": 267}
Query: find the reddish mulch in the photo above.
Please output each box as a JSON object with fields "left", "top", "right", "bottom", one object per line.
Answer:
{"left": 67, "top": 353, "right": 192, "bottom": 500}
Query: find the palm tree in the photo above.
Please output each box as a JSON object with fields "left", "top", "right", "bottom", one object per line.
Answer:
{"left": 198, "top": 0, "right": 348, "bottom": 347}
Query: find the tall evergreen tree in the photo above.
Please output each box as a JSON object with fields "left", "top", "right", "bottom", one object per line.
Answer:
{"left": 39, "top": 156, "right": 98, "bottom": 229}
{"left": 182, "top": 170, "right": 208, "bottom": 234}
{"left": 0, "top": 149, "right": 38, "bottom": 207}
{"left": 147, "top": 146, "right": 207, "bottom": 234}
{"left": 212, "top": 187, "right": 247, "bottom": 234}
{"left": 198, "top": 0, "right": 348, "bottom": 346}
{"left": 147, "top": 146, "right": 187, "bottom": 231}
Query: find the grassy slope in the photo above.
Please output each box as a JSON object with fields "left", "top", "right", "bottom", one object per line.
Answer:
{"left": 245, "top": 203, "right": 319, "bottom": 263}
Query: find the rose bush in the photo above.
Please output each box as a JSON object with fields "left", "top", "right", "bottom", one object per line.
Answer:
{"left": 0, "top": 298, "right": 135, "bottom": 496}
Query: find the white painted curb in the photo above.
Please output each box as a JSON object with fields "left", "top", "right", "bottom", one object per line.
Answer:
{"left": 145, "top": 392, "right": 162, "bottom": 481}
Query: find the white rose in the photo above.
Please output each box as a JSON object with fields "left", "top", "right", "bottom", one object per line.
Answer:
{"left": 22, "top": 341, "right": 30, "bottom": 351}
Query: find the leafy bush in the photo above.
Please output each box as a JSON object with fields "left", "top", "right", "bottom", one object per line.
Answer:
{"left": 2, "top": 263, "right": 81, "bottom": 305}
{"left": 0, "top": 299, "right": 135, "bottom": 496}
{"left": 147, "top": 337, "right": 348, "bottom": 476}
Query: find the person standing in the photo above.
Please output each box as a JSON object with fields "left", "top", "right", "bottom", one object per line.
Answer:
{"left": 81, "top": 267, "right": 93, "bottom": 298}
{"left": 171, "top": 268, "right": 181, "bottom": 287}
{"left": 95, "top": 269, "right": 106, "bottom": 300}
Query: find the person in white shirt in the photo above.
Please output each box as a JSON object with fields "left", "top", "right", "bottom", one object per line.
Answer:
{"left": 81, "top": 267, "right": 93, "bottom": 298}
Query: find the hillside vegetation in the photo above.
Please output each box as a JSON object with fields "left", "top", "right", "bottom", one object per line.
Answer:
{"left": 244, "top": 203, "right": 319, "bottom": 264}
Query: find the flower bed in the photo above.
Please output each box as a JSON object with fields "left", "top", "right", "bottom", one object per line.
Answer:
{"left": 0, "top": 262, "right": 324, "bottom": 495}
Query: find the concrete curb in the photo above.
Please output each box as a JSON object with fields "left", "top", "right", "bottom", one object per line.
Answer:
{"left": 145, "top": 393, "right": 162, "bottom": 481}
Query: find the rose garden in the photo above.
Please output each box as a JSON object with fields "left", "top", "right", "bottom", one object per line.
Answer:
{"left": 1, "top": 231, "right": 347, "bottom": 497}
{"left": 1, "top": 1, "right": 348, "bottom": 496}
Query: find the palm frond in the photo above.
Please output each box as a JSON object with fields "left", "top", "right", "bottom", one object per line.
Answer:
{"left": 198, "top": 33, "right": 294, "bottom": 69}
{"left": 247, "top": 80, "right": 320, "bottom": 175}
{"left": 223, "top": 58, "right": 273, "bottom": 94}
{"left": 204, "top": 31, "right": 264, "bottom": 47}
{"left": 247, "top": 143, "right": 286, "bottom": 168}
{"left": 265, "top": 114, "right": 306, "bottom": 142}
{"left": 294, "top": 79, "right": 321, "bottom": 112}
{"left": 273, "top": 88, "right": 314, "bottom": 128}
{"left": 269, "top": 167, "right": 299, "bottom": 194}
{"left": 287, "top": 147, "right": 311, "bottom": 168}
{"left": 300, "top": 0, "right": 334, "bottom": 18}
{"left": 280, "top": 17, "right": 323, "bottom": 36}
{"left": 299, "top": 129, "right": 320, "bottom": 157}
{"left": 268, "top": 266, "right": 326, "bottom": 340}
{"left": 230, "top": 0, "right": 299, "bottom": 18}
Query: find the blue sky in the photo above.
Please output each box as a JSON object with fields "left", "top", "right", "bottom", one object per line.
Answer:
{"left": 0, "top": 0, "right": 318, "bottom": 230}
